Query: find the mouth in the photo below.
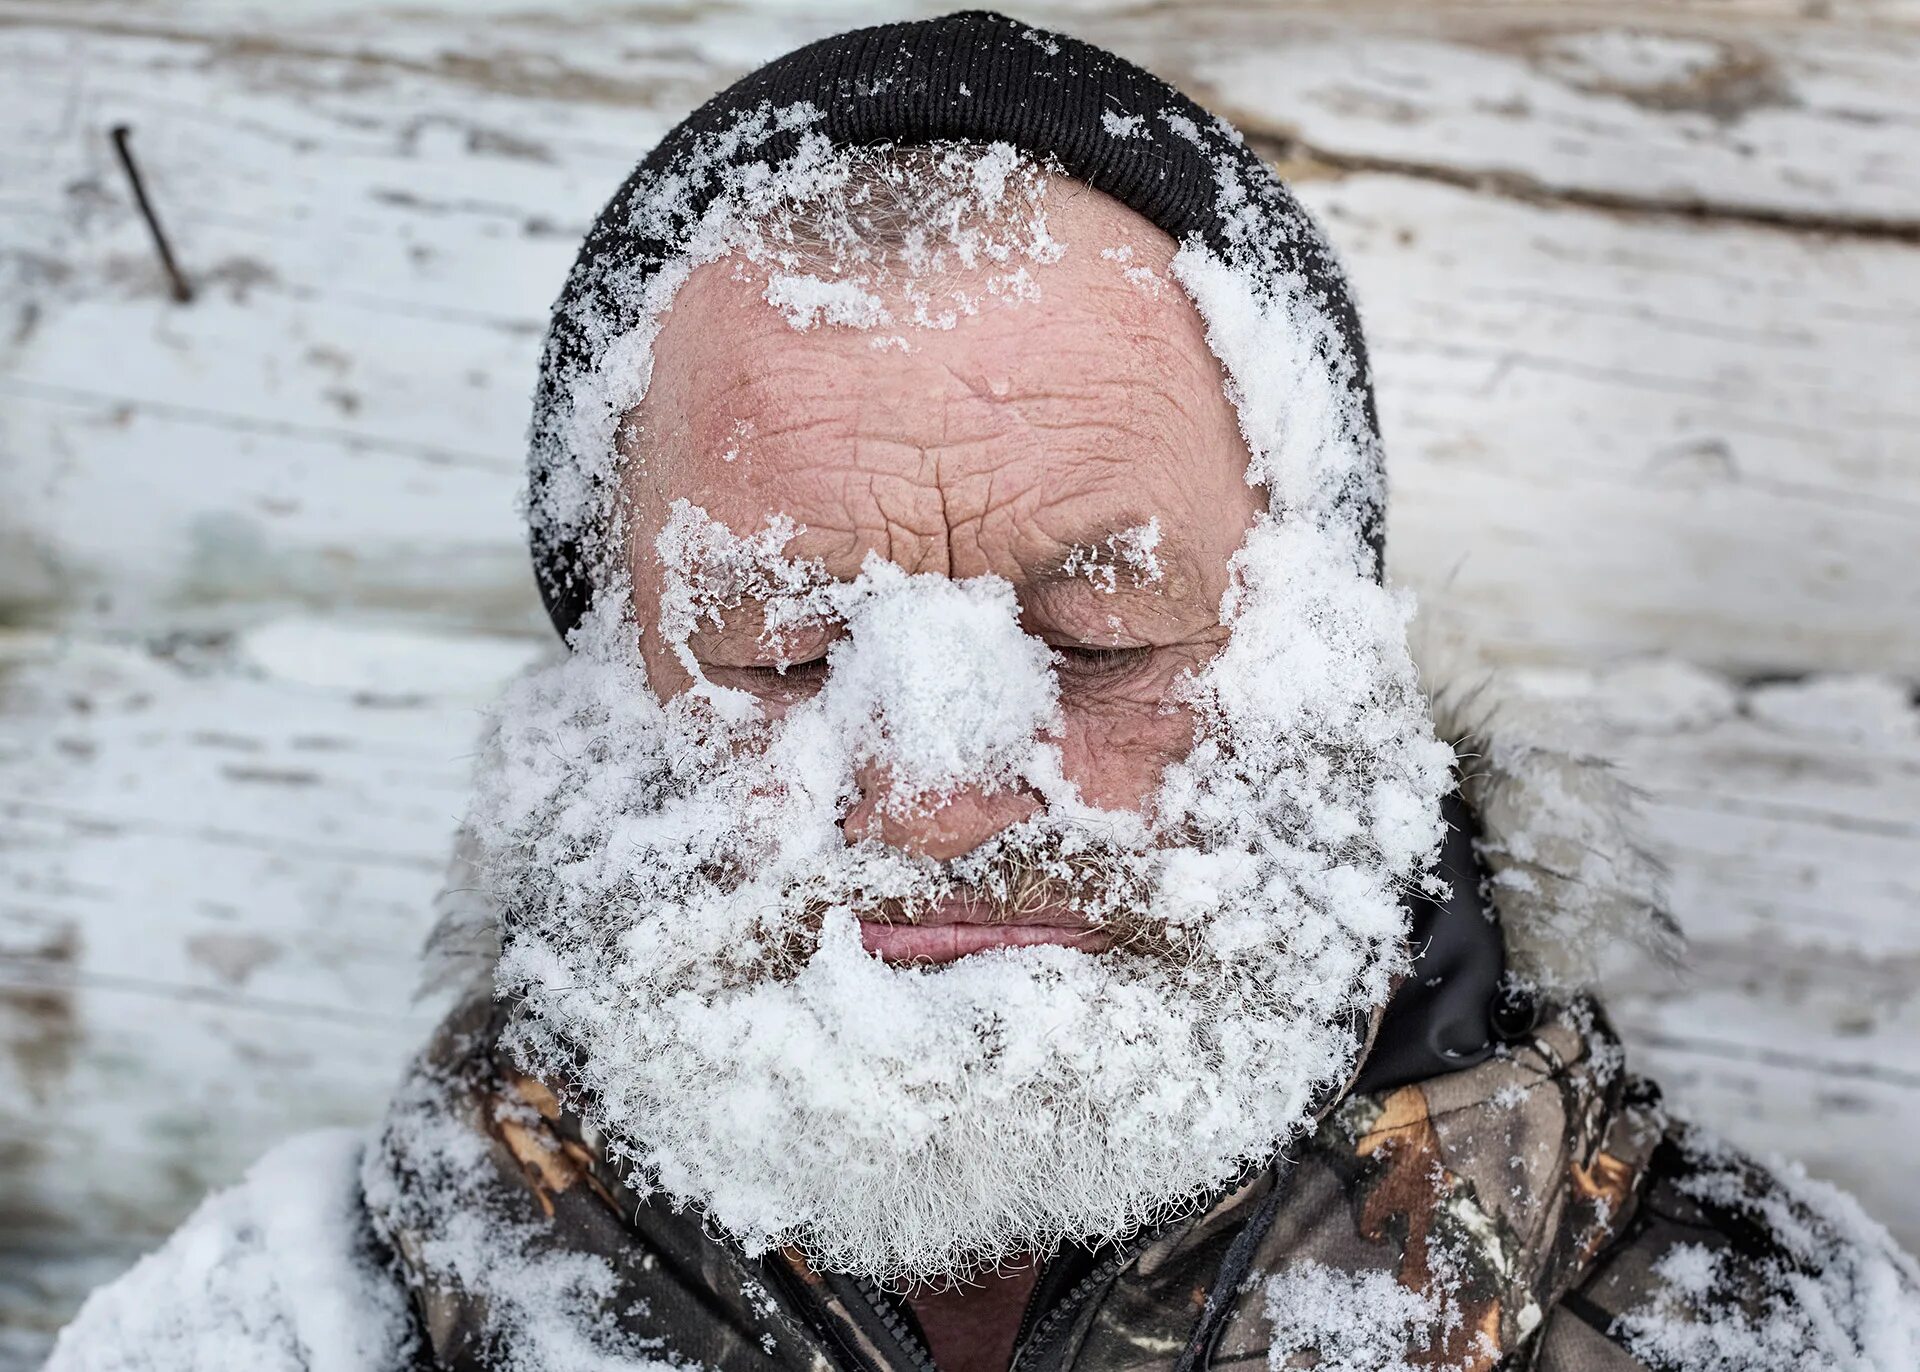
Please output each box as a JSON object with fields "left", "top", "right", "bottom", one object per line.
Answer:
{"left": 858, "top": 893, "right": 1115, "bottom": 966}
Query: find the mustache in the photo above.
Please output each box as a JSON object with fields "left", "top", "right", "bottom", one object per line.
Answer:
{"left": 745, "top": 828, "right": 1192, "bottom": 972}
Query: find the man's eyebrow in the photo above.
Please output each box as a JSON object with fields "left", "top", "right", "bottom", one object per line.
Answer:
{"left": 1032, "top": 517, "right": 1173, "bottom": 587}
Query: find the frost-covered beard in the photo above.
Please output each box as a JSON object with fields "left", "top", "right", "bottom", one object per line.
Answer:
{"left": 469, "top": 501, "right": 1453, "bottom": 1285}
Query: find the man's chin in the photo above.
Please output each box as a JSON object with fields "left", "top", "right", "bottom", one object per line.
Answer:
{"left": 672, "top": 1094, "right": 1299, "bottom": 1290}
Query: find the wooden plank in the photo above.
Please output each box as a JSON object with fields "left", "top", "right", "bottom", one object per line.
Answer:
{"left": 1124, "top": 6, "right": 1920, "bottom": 228}
{"left": 0, "top": 624, "right": 541, "bottom": 1005}
{"left": 0, "top": 986, "right": 432, "bottom": 1352}
{"left": 0, "top": 389, "right": 537, "bottom": 627}
{"left": 1340, "top": 179, "right": 1920, "bottom": 676}
{"left": 0, "top": 14, "right": 636, "bottom": 633}
{"left": 0, "top": 621, "right": 547, "bottom": 1360}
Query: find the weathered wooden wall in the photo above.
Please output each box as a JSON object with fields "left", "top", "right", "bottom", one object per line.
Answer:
{"left": 2, "top": 0, "right": 1917, "bottom": 1362}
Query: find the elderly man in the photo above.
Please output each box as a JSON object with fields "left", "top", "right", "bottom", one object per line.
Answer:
{"left": 48, "top": 13, "right": 1920, "bottom": 1372}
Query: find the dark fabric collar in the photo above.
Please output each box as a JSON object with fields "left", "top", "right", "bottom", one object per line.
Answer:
{"left": 1352, "top": 786, "right": 1511, "bottom": 1095}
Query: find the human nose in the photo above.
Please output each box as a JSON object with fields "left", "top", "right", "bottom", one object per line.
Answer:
{"left": 841, "top": 763, "right": 1040, "bottom": 860}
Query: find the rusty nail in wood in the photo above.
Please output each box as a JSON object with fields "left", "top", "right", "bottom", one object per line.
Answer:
{"left": 109, "top": 124, "right": 193, "bottom": 304}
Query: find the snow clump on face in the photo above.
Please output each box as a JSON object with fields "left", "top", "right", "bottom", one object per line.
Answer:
{"left": 816, "top": 557, "right": 1063, "bottom": 813}
{"left": 470, "top": 128, "right": 1454, "bottom": 1284}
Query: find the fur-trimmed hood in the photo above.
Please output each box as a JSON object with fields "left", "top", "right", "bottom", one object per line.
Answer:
{"left": 1417, "top": 645, "right": 1681, "bottom": 993}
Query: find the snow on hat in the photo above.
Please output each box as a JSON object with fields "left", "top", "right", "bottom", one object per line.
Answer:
{"left": 526, "top": 9, "right": 1384, "bottom": 639}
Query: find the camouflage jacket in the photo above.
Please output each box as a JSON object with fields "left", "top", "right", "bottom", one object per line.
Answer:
{"left": 348, "top": 993, "right": 1918, "bottom": 1372}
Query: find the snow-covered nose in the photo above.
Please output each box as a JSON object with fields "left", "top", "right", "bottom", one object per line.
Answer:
{"left": 820, "top": 559, "right": 1060, "bottom": 815}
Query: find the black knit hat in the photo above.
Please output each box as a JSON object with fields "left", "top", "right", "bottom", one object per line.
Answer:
{"left": 528, "top": 9, "right": 1382, "bottom": 640}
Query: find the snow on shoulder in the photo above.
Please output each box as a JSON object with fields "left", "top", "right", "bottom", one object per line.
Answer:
{"left": 44, "top": 1130, "right": 415, "bottom": 1372}
{"left": 1615, "top": 1124, "right": 1920, "bottom": 1372}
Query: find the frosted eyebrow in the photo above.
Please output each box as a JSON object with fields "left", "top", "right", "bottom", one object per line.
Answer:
{"left": 1038, "top": 518, "right": 1167, "bottom": 594}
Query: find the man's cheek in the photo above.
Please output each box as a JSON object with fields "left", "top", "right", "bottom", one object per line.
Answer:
{"left": 638, "top": 634, "right": 687, "bottom": 700}
{"left": 1055, "top": 700, "right": 1195, "bottom": 813}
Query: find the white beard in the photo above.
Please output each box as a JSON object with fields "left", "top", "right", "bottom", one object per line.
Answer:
{"left": 468, "top": 512, "right": 1452, "bottom": 1285}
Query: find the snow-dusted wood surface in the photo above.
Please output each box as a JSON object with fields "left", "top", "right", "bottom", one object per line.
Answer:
{"left": 2, "top": 0, "right": 1917, "bottom": 1361}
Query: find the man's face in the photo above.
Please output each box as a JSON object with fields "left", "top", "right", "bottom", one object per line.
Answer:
{"left": 621, "top": 184, "right": 1262, "bottom": 964}
{"left": 477, "top": 151, "right": 1447, "bottom": 1282}
{"left": 626, "top": 183, "right": 1261, "bottom": 848}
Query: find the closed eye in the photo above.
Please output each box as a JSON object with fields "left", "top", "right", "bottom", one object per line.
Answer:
{"left": 767, "top": 654, "right": 829, "bottom": 683}
{"left": 701, "top": 655, "right": 830, "bottom": 696}
{"left": 1049, "top": 643, "right": 1153, "bottom": 680}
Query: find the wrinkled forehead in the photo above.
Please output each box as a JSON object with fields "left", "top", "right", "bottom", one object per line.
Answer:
{"left": 622, "top": 179, "right": 1259, "bottom": 588}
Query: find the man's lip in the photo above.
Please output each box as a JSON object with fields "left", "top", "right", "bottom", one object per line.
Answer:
{"left": 858, "top": 893, "right": 1113, "bottom": 964}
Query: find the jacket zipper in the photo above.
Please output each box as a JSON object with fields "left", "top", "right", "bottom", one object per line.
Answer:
{"left": 842, "top": 1237, "right": 1146, "bottom": 1372}
{"left": 805, "top": 1159, "right": 1286, "bottom": 1372}
{"left": 1011, "top": 1157, "right": 1295, "bottom": 1372}
{"left": 850, "top": 1275, "right": 941, "bottom": 1372}
{"left": 1006, "top": 1257, "right": 1061, "bottom": 1361}
{"left": 1007, "top": 1236, "right": 1156, "bottom": 1372}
